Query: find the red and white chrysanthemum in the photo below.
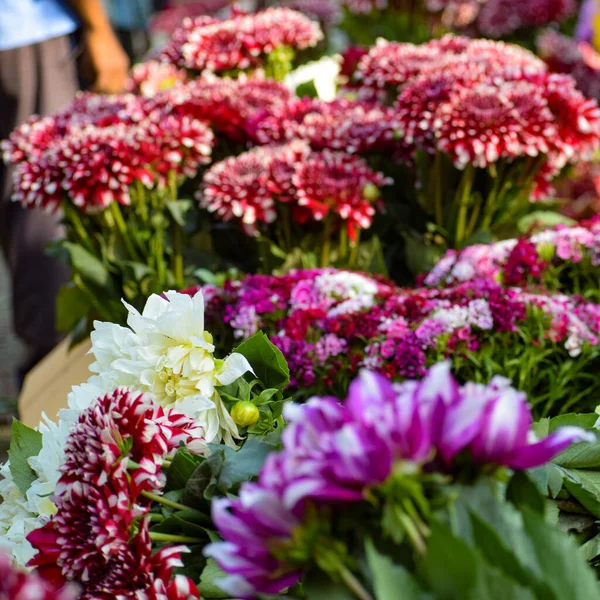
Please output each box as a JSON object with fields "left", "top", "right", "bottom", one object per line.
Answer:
{"left": 26, "top": 389, "right": 204, "bottom": 599}
{"left": 292, "top": 150, "right": 390, "bottom": 240}
{"left": 169, "top": 76, "right": 292, "bottom": 142}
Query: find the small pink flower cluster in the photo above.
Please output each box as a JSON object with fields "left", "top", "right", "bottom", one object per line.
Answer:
{"left": 427, "top": 0, "right": 576, "bottom": 38}
{"left": 358, "top": 36, "right": 600, "bottom": 170}
{"left": 27, "top": 389, "right": 204, "bottom": 599}
{"left": 198, "top": 141, "right": 390, "bottom": 238}
{"left": 163, "top": 7, "right": 323, "bottom": 72}
{"left": 343, "top": 0, "right": 389, "bottom": 13}
{"left": 537, "top": 29, "right": 600, "bottom": 102}
{"left": 198, "top": 270, "right": 600, "bottom": 399}
{"left": 424, "top": 217, "right": 600, "bottom": 290}
{"left": 279, "top": 0, "right": 343, "bottom": 26}
{"left": 3, "top": 92, "right": 214, "bottom": 212}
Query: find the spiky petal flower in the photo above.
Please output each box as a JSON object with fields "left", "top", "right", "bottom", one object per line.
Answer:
{"left": 292, "top": 150, "right": 390, "bottom": 240}
{"left": 205, "top": 363, "right": 593, "bottom": 598}
{"left": 0, "top": 551, "right": 78, "bottom": 600}
{"left": 27, "top": 389, "right": 203, "bottom": 599}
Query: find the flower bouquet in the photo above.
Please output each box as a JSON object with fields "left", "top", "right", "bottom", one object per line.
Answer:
{"left": 199, "top": 268, "right": 600, "bottom": 416}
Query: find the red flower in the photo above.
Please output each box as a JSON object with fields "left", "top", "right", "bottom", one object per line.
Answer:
{"left": 0, "top": 551, "right": 77, "bottom": 600}
{"left": 292, "top": 150, "right": 390, "bottom": 240}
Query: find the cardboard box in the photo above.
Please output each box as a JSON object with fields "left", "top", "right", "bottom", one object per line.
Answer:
{"left": 19, "top": 338, "right": 93, "bottom": 428}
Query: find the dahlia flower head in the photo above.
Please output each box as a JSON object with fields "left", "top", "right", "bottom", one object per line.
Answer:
{"left": 163, "top": 7, "right": 322, "bottom": 73}
{"left": 26, "top": 388, "right": 203, "bottom": 600}
{"left": 205, "top": 363, "right": 593, "bottom": 598}
{"left": 166, "top": 75, "right": 292, "bottom": 142}
{"left": 0, "top": 551, "right": 77, "bottom": 600}
{"left": 198, "top": 140, "right": 390, "bottom": 238}
{"left": 364, "top": 36, "right": 600, "bottom": 169}
{"left": 248, "top": 96, "right": 401, "bottom": 154}
{"left": 3, "top": 92, "right": 214, "bottom": 212}
{"left": 88, "top": 289, "right": 252, "bottom": 446}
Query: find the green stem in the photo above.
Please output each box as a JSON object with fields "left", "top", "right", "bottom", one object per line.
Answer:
{"left": 433, "top": 151, "right": 444, "bottom": 228}
{"left": 63, "top": 201, "right": 94, "bottom": 252}
{"left": 454, "top": 165, "right": 475, "bottom": 248}
{"left": 321, "top": 216, "right": 333, "bottom": 268}
{"left": 136, "top": 180, "right": 149, "bottom": 225}
{"left": 395, "top": 505, "right": 427, "bottom": 555}
{"left": 338, "top": 565, "right": 375, "bottom": 600}
{"left": 464, "top": 193, "right": 482, "bottom": 242}
{"left": 111, "top": 202, "right": 143, "bottom": 262}
{"left": 339, "top": 227, "right": 348, "bottom": 261}
{"left": 281, "top": 204, "right": 293, "bottom": 252}
{"left": 348, "top": 228, "right": 362, "bottom": 268}
{"left": 172, "top": 224, "right": 184, "bottom": 290}
{"left": 149, "top": 532, "right": 204, "bottom": 544}
{"left": 141, "top": 490, "right": 190, "bottom": 512}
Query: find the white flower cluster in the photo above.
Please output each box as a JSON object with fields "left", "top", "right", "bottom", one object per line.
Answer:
{"left": 0, "top": 290, "right": 252, "bottom": 565}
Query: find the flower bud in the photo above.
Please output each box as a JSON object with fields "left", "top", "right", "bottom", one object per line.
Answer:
{"left": 537, "top": 242, "right": 555, "bottom": 262}
{"left": 231, "top": 401, "right": 260, "bottom": 427}
{"left": 362, "top": 182, "right": 380, "bottom": 201}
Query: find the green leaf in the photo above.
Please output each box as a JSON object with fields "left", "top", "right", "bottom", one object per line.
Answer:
{"left": 580, "top": 533, "right": 600, "bottom": 562}
{"left": 166, "top": 199, "right": 193, "bottom": 227}
{"left": 419, "top": 520, "right": 478, "bottom": 598}
{"left": 121, "top": 260, "right": 154, "bottom": 282}
{"left": 548, "top": 414, "right": 598, "bottom": 432}
{"left": 61, "top": 241, "right": 117, "bottom": 292}
{"left": 518, "top": 211, "right": 576, "bottom": 234}
{"left": 471, "top": 559, "right": 536, "bottom": 600}
{"left": 195, "top": 269, "right": 216, "bottom": 285}
{"left": 365, "top": 539, "right": 424, "bottom": 600}
{"left": 198, "top": 559, "right": 231, "bottom": 599}
{"left": 8, "top": 420, "right": 43, "bottom": 495}
{"left": 235, "top": 332, "right": 290, "bottom": 390}
{"left": 55, "top": 283, "right": 91, "bottom": 332}
{"left": 181, "top": 452, "right": 224, "bottom": 504}
{"left": 562, "top": 469, "right": 600, "bottom": 518}
{"left": 302, "top": 569, "right": 355, "bottom": 600}
{"left": 166, "top": 448, "right": 204, "bottom": 491}
{"left": 217, "top": 438, "right": 274, "bottom": 492}
{"left": 506, "top": 471, "right": 545, "bottom": 516}
{"left": 521, "top": 507, "right": 600, "bottom": 600}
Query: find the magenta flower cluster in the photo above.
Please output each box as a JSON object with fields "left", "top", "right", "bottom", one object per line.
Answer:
{"left": 205, "top": 364, "right": 593, "bottom": 598}
{"left": 424, "top": 216, "right": 600, "bottom": 289}
{"left": 197, "top": 269, "right": 600, "bottom": 396}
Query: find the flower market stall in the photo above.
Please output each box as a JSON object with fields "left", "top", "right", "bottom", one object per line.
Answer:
{"left": 5, "top": 1, "right": 600, "bottom": 599}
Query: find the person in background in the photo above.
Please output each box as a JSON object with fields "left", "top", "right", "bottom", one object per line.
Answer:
{"left": 0, "top": 0, "right": 129, "bottom": 394}
{"left": 102, "top": 0, "right": 155, "bottom": 62}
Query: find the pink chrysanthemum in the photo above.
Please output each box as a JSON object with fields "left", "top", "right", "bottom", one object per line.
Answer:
{"left": 343, "top": 0, "right": 388, "bottom": 14}
{"left": 250, "top": 97, "right": 400, "bottom": 154}
{"left": 160, "top": 16, "right": 220, "bottom": 66}
{"left": 27, "top": 389, "right": 204, "bottom": 599}
{"left": 357, "top": 39, "right": 447, "bottom": 88}
{"left": 126, "top": 60, "right": 188, "bottom": 98}
{"left": 280, "top": 0, "right": 343, "bottom": 27}
{"left": 171, "top": 8, "right": 322, "bottom": 73}
{"left": 199, "top": 144, "right": 283, "bottom": 231}
{"left": 477, "top": 0, "right": 576, "bottom": 38}
{"left": 150, "top": 1, "right": 228, "bottom": 36}
{"left": 292, "top": 150, "right": 390, "bottom": 240}
{"left": 434, "top": 81, "right": 552, "bottom": 168}
{"left": 169, "top": 76, "right": 292, "bottom": 142}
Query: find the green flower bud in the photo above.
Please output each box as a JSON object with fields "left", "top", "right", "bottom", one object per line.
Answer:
{"left": 231, "top": 400, "right": 260, "bottom": 427}
{"left": 363, "top": 182, "right": 380, "bottom": 201}
{"left": 537, "top": 242, "right": 555, "bottom": 262}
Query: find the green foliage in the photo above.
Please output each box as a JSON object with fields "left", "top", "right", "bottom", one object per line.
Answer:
{"left": 235, "top": 332, "right": 290, "bottom": 390}
{"left": 8, "top": 419, "right": 43, "bottom": 495}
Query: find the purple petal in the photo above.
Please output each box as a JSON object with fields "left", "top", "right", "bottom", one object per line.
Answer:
{"left": 505, "top": 427, "right": 596, "bottom": 470}
{"left": 470, "top": 388, "right": 531, "bottom": 464}
{"left": 346, "top": 369, "right": 396, "bottom": 425}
